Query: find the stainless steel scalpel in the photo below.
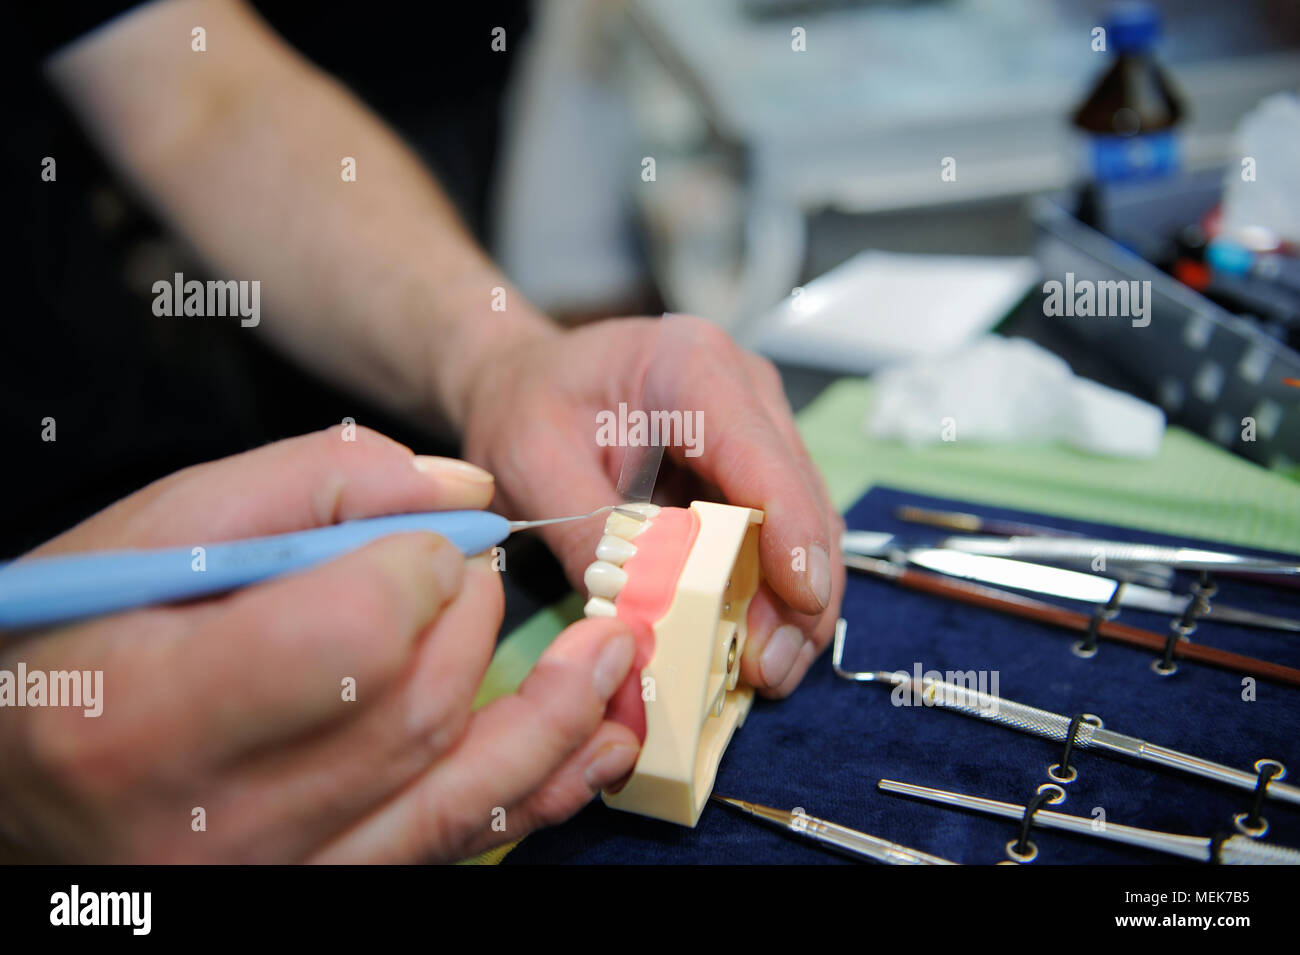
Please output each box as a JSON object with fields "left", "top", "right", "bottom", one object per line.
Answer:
{"left": 831, "top": 620, "right": 1300, "bottom": 807}
{"left": 906, "top": 549, "right": 1300, "bottom": 633}
{"left": 841, "top": 534, "right": 1300, "bottom": 633}
{"left": 879, "top": 779, "right": 1300, "bottom": 864}
{"left": 915, "top": 548, "right": 1300, "bottom": 631}
{"left": 940, "top": 535, "right": 1300, "bottom": 577}
{"left": 710, "top": 795, "right": 956, "bottom": 865}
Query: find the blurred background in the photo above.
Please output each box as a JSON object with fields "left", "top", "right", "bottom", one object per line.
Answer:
{"left": 497, "top": 0, "right": 1300, "bottom": 321}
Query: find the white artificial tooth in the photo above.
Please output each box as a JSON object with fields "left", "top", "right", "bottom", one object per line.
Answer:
{"left": 605, "top": 511, "right": 651, "bottom": 540}
{"left": 584, "top": 596, "right": 618, "bottom": 618}
{"left": 584, "top": 560, "right": 628, "bottom": 600}
{"left": 618, "top": 502, "right": 661, "bottom": 518}
{"left": 596, "top": 534, "right": 637, "bottom": 565}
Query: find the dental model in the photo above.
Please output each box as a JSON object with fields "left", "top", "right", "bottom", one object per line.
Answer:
{"left": 583, "top": 501, "right": 765, "bottom": 826}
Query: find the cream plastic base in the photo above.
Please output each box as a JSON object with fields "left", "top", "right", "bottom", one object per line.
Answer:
{"left": 601, "top": 501, "right": 764, "bottom": 827}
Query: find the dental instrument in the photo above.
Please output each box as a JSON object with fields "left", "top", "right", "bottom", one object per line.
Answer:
{"left": 878, "top": 779, "right": 1300, "bottom": 864}
{"left": 0, "top": 505, "right": 642, "bottom": 629}
{"left": 894, "top": 505, "right": 1086, "bottom": 539}
{"left": 841, "top": 534, "right": 1300, "bottom": 634}
{"left": 831, "top": 619, "right": 1300, "bottom": 807}
{"left": 939, "top": 535, "right": 1300, "bottom": 577}
{"left": 892, "top": 506, "right": 1174, "bottom": 587}
{"left": 710, "top": 795, "right": 957, "bottom": 865}
{"left": 842, "top": 553, "right": 1300, "bottom": 687}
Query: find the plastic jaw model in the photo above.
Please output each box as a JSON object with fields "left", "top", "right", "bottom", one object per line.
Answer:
{"left": 583, "top": 500, "right": 765, "bottom": 826}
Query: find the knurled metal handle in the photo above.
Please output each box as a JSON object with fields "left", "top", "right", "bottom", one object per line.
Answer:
{"left": 1219, "top": 835, "right": 1300, "bottom": 865}
{"left": 912, "top": 679, "right": 1098, "bottom": 747}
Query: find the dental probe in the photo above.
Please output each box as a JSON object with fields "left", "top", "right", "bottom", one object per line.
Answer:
{"left": 831, "top": 620, "right": 1300, "bottom": 808}
{"left": 842, "top": 535, "right": 1300, "bottom": 633}
{"left": 941, "top": 535, "right": 1300, "bottom": 577}
{"left": 0, "top": 506, "right": 643, "bottom": 629}
{"left": 892, "top": 507, "right": 1174, "bottom": 587}
{"left": 841, "top": 553, "right": 1300, "bottom": 687}
{"left": 879, "top": 779, "right": 1300, "bottom": 864}
{"left": 710, "top": 795, "right": 957, "bottom": 865}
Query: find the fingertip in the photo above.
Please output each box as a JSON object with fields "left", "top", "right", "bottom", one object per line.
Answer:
{"left": 413, "top": 455, "right": 494, "bottom": 482}
{"left": 377, "top": 530, "right": 467, "bottom": 604}
{"left": 603, "top": 669, "right": 647, "bottom": 743}
{"left": 428, "top": 533, "right": 468, "bottom": 601}
{"left": 587, "top": 749, "right": 640, "bottom": 795}
{"left": 345, "top": 532, "right": 466, "bottom": 639}
{"left": 757, "top": 506, "right": 834, "bottom": 615}
{"left": 741, "top": 584, "right": 824, "bottom": 693}
{"left": 756, "top": 624, "right": 805, "bottom": 689}
{"left": 808, "top": 543, "right": 832, "bottom": 611}
{"left": 760, "top": 640, "right": 817, "bottom": 699}
{"left": 461, "top": 552, "right": 505, "bottom": 612}
{"left": 412, "top": 456, "right": 496, "bottom": 510}
{"left": 582, "top": 724, "right": 642, "bottom": 793}
{"left": 761, "top": 548, "right": 824, "bottom": 617}
{"left": 537, "top": 618, "right": 638, "bottom": 721}
{"left": 547, "top": 615, "right": 633, "bottom": 652}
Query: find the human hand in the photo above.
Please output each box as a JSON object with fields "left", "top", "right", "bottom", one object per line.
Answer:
{"left": 0, "top": 426, "right": 639, "bottom": 862}
{"left": 462, "top": 315, "right": 846, "bottom": 708}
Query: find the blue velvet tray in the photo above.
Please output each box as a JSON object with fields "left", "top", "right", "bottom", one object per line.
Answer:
{"left": 506, "top": 486, "right": 1300, "bottom": 864}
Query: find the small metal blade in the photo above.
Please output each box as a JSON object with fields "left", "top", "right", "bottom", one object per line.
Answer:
{"left": 905, "top": 548, "right": 1123, "bottom": 605}
{"left": 616, "top": 443, "right": 665, "bottom": 504}
{"left": 507, "top": 505, "right": 645, "bottom": 533}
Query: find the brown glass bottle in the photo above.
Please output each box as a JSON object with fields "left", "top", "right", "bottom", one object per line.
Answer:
{"left": 1072, "top": 2, "right": 1185, "bottom": 185}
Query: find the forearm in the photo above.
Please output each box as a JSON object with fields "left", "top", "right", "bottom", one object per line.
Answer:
{"left": 46, "top": 0, "right": 553, "bottom": 430}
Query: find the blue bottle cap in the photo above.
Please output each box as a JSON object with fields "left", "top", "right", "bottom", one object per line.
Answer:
{"left": 1206, "top": 239, "right": 1255, "bottom": 276}
{"left": 1106, "top": 2, "right": 1161, "bottom": 53}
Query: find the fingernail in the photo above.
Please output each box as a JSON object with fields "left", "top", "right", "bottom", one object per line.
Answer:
{"left": 412, "top": 455, "right": 494, "bottom": 483}
{"left": 604, "top": 770, "right": 634, "bottom": 795}
{"left": 593, "top": 631, "right": 636, "bottom": 700}
{"left": 808, "top": 544, "right": 831, "bottom": 610}
{"left": 584, "top": 743, "right": 640, "bottom": 791}
{"left": 760, "top": 625, "right": 804, "bottom": 687}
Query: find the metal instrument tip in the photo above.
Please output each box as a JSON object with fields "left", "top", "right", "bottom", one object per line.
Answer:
{"left": 507, "top": 504, "right": 647, "bottom": 533}
{"left": 710, "top": 794, "right": 748, "bottom": 811}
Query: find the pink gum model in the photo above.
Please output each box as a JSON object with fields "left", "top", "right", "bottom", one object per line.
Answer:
{"left": 583, "top": 501, "right": 765, "bottom": 826}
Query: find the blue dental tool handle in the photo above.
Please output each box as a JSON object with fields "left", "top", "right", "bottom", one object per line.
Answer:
{"left": 0, "top": 510, "right": 510, "bottom": 629}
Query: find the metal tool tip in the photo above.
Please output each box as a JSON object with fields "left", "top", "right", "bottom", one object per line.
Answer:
{"left": 710, "top": 794, "right": 748, "bottom": 811}
{"left": 507, "top": 503, "right": 648, "bottom": 533}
